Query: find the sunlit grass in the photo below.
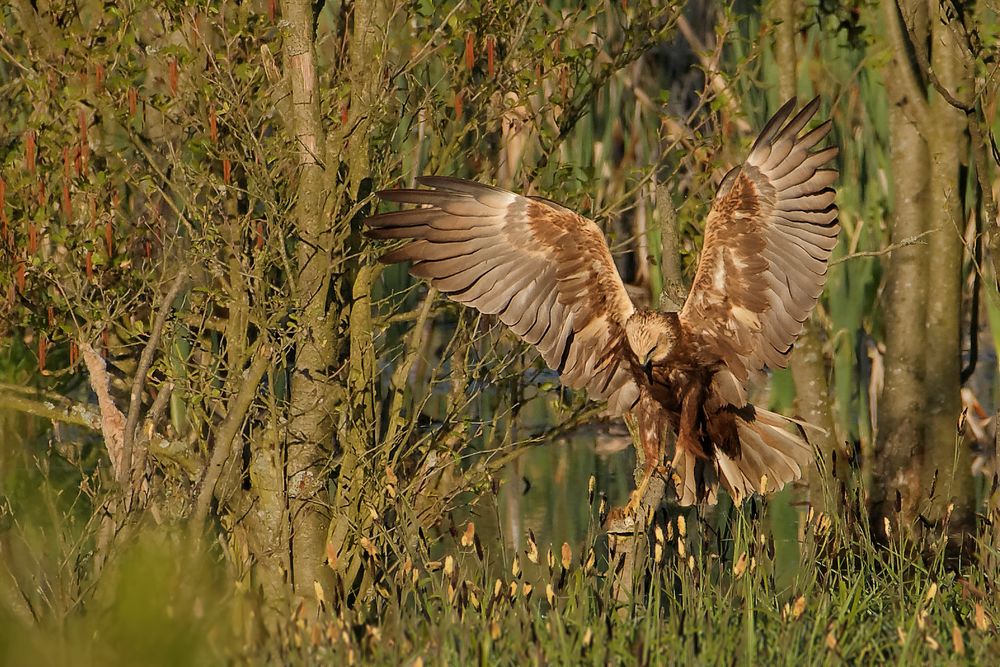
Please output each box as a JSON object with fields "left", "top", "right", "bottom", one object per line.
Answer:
{"left": 2, "top": 441, "right": 998, "bottom": 666}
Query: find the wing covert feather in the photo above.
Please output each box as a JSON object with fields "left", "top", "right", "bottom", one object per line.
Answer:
{"left": 365, "top": 176, "right": 641, "bottom": 413}
{"left": 680, "top": 97, "right": 840, "bottom": 381}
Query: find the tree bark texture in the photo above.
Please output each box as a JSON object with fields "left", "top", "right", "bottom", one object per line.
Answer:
{"left": 872, "top": 0, "right": 931, "bottom": 540}
{"left": 282, "top": 0, "right": 336, "bottom": 604}
{"left": 922, "top": 0, "right": 974, "bottom": 543}
{"left": 771, "top": 0, "right": 797, "bottom": 102}
{"left": 328, "top": 0, "right": 391, "bottom": 593}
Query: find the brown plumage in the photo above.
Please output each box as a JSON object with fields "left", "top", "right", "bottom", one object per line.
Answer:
{"left": 364, "top": 97, "right": 839, "bottom": 506}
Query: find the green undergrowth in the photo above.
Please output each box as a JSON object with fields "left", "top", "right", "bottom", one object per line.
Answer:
{"left": 2, "top": 478, "right": 997, "bottom": 666}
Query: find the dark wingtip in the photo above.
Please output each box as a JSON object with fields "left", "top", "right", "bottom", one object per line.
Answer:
{"left": 782, "top": 96, "right": 823, "bottom": 137}
{"left": 752, "top": 97, "right": 798, "bottom": 150}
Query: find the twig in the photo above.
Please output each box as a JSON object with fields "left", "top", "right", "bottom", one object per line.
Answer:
{"left": 384, "top": 288, "right": 438, "bottom": 444}
{"left": 524, "top": 9, "right": 678, "bottom": 186}
{"left": 477, "top": 404, "right": 610, "bottom": 473}
{"left": 675, "top": 14, "right": 752, "bottom": 134}
{"left": 192, "top": 343, "right": 273, "bottom": 524}
{"left": 0, "top": 33, "right": 35, "bottom": 76}
{"left": 969, "top": 104, "right": 1000, "bottom": 281}
{"left": 122, "top": 268, "right": 189, "bottom": 486}
{"left": 829, "top": 229, "right": 935, "bottom": 266}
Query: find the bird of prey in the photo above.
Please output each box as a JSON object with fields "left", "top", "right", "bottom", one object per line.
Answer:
{"left": 364, "top": 97, "right": 839, "bottom": 508}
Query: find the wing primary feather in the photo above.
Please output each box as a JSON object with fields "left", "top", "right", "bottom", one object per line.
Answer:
{"left": 681, "top": 98, "right": 840, "bottom": 378}
{"left": 367, "top": 177, "right": 640, "bottom": 415}
{"left": 751, "top": 97, "right": 797, "bottom": 151}
{"left": 775, "top": 96, "right": 821, "bottom": 143}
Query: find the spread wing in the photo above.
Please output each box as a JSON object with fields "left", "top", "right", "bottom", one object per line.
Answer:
{"left": 365, "top": 176, "right": 641, "bottom": 415}
{"left": 679, "top": 97, "right": 840, "bottom": 382}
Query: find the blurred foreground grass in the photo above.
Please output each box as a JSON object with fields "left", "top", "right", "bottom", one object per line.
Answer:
{"left": 2, "top": 421, "right": 998, "bottom": 666}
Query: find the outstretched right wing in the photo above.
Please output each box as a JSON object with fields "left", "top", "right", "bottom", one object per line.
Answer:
{"left": 365, "top": 176, "right": 641, "bottom": 415}
{"left": 679, "top": 97, "right": 840, "bottom": 382}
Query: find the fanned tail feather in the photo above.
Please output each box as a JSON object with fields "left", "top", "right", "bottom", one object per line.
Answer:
{"left": 669, "top": 407, "right": 814, "bottom": 506}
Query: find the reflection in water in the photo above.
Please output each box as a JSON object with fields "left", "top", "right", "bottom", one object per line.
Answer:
{"left": 456, "top": 421, "right": 638, "bottom": 569}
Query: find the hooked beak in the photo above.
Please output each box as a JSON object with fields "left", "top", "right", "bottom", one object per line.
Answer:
{"left": 642, "top": 351, "right": 654, "bottom": 380}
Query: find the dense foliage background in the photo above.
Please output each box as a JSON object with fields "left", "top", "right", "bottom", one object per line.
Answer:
{"left": 1, "top": 0, "right": 999, "bottom": 663}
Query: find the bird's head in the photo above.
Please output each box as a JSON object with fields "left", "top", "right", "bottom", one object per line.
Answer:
{"left": 625, "top": 311, "right": 679, "bottom": 378}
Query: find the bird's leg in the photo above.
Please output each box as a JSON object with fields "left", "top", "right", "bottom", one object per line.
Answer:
{"left": 675, "top": 381, "right": 706, "bottom": 459}
{"left": 623, "top": 397, "right": 668, "bottom": 516}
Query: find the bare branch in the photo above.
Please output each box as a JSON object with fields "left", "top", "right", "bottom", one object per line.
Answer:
{"left": 122, "top": 268, "right": 189, "bottom": 486}
{"left": 829, "top": 229, "right": 935, "bottom": 265}
{"left": 970, "top": 104, "right": 1000, "bottom": 282}
{"left": 893, "top": 4, "right": 974, "bottom": 114}
{"left": 192, "top": 343, "right": 273, "bottom": 524}
{"left": 0, "top": 388, "right": 100, "bottom": 430}
{"left": 676, "top": 14, "right": 752, "bottom": 133}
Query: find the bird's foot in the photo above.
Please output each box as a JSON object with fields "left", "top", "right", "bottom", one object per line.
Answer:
{"left": 622, "top": 487, "right": 644, "bottom": 517}
{"left": 604, "top": 464, "right": 669, "bottom": 532}
{"left": 623, "top": 464, "right": 669, "bottom": 516}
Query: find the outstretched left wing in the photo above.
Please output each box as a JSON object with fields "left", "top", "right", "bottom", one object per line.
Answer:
{"left": 365, "top": 176, "right": 641, "bottom": 415}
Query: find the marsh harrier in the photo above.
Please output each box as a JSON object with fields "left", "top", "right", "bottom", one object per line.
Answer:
{"left": 365, "top": 98, "right": 839, "bottom": 507}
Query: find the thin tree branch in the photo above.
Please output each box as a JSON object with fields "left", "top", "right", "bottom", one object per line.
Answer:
{"left": 384, "top": 287, "right": 438, "bottom": 444}
{"left": 969, "top": 105, "right": 1000, "bottom": 282}
{"left": 122, "top": 268, "right": 189, "bottom": 486}
{"left": 147, "top": 381, "right": 174, "bottom": 429}
{"left": 894, "top": 2, "right": 974, "bottom": 114}
{"left": 192, "top": 343, "right": 272, "bottom": 524}
{"left": 0, "top": 389, "right": 100, "bottom": 430}
{"left": 829, "top": 229, "right": 935, "bottom": 265}
{"left": 676, "top": 14, "right": 751, "bottom": 133}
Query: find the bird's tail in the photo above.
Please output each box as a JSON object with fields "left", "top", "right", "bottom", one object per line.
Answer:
{"left": 670, "top": 407, "right": 814, "bottom": 506}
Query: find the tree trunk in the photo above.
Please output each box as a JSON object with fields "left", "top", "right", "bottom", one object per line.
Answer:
{"left": 771, "top": 0, "right": 796, "bottom": 101}
{"left": 283, "top": 0, "right": 336, "bottom": 605}
{"left": 327, "top": 0, "right": 391, "bottom": 595}
{"left": 871, "top": 0, "right": 930, "bottom": 541}
{"left": 922, "top": 0, "right": 974, "bottom": 550}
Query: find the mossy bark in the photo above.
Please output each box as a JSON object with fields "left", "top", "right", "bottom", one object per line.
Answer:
{"left": 922, "top": 0, "right": 974, "bottom": 549}
{"left": 871, "top": 0, "right": 930, "bottom": 541}
{"left": 282, "top": 0, "right": 336, "bottom": 605}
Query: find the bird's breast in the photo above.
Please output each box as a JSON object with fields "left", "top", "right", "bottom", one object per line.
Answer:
{"left": 647, "top": 366, "right": 694, "bottom": 412}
